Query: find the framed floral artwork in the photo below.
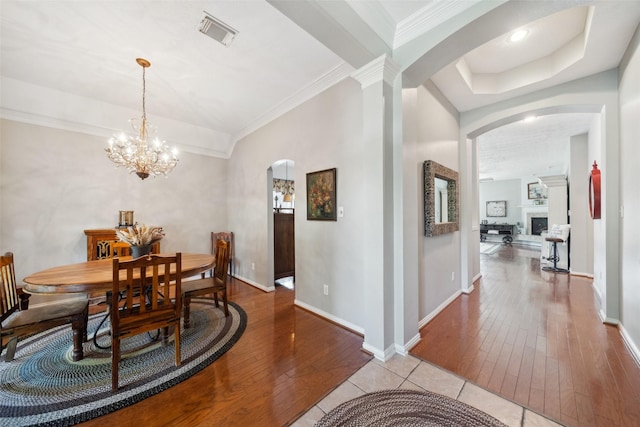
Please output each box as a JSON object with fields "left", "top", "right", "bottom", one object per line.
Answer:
{"left": 306, "top": 168, "right": 337, "bottom": 221}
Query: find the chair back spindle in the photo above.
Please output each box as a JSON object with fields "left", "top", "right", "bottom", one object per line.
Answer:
{"left": 2, "top": 252, "right": 88, "bottom": 362}
{"left": 0, "top": 253, "right": 20, "bottom": 321}
{"left": 182, "top": 240, "right": 230, "bottom": 328}
{"left": 110, "top": 253, "right": 182, "bottom": 391}
{"left": 206, "top": 232, "right": 233, "bottom": 278}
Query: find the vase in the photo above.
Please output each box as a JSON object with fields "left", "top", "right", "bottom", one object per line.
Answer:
{"left": 130, "top": 245, "right": 151, "bottom": 258}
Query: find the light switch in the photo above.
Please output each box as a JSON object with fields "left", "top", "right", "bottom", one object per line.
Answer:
{"left": 338, "top": 206, "right": 344, "bottom": 218}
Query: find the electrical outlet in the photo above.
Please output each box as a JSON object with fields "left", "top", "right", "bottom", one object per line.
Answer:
{"left": 338, "top": 206, "right": 344, "bottom": 218}
{"left": 323, "top": 284, "right": 329, "bottom": 295}
{"left": 451, "top": 272, "right": 455, "bottom": 281}
{"left": 251, "top": 262, "right": 255, "bottom": 270}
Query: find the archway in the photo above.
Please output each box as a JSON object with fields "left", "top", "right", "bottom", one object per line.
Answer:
{"left": 461, "top": 103, "right": 616, "bottom": 320}
{"left": 270, "top": 159, "right": 296, "bottom": 289}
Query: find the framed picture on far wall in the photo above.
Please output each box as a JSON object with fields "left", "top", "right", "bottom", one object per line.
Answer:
{"left": 527, "top": 182, "right": 546, "bottom": 199}
{"left": 486, "top": 200, "right": 507, "bottom": 217}
{"left": 306, "top": 168, "right": 337, "bottom": 221}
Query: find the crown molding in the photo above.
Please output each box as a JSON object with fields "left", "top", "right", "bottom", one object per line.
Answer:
{"left": 351, "top": 54, "right": 400, "bottom": 88}
{"left": 394, "top": 0, "right": 481, "bottom": 48}
{"left": 346, "top": 0, "right": 396, "bottom": 48}
{"left": 230, "top": 62, "right": 354, "bottom": 151}
{"left": 538, "top": 175, "right": 567, "bottom": 188}
{"left": 1, "top": 107, "right": 231, "bottom": 159}
{"left": 1, "top": 77, "right": 233, "bottom": 159}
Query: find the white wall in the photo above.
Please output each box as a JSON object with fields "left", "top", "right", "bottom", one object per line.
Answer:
{"left": 0, "top": 119, "right": 228, "bottom": 303}
{"left": 619, "top": 24, "right": 640, "bottom": 361}
{"left": 479, "top": 179, "right": 521, "bottom": 227}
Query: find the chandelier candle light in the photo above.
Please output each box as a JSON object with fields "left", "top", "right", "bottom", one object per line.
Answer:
{"left": 106, "top": 58, "right": 178, "bottom": 180}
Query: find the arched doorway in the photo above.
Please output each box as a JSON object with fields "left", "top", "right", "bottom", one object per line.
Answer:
{"left": 472, "top": 110, "right": 597, "bottom": 275}
{"left": 271, "top": 159, "right": 295, "bottom": 289}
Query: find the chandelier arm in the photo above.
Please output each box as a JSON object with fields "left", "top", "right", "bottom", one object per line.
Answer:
{"left": 105, "top": 57, "right": 178, "bottom": 180}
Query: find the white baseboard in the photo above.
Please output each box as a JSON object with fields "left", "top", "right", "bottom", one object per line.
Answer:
{"left": 570, "top": 271, "right": 594, "bottom": 278}
{"left": 592, "top": 283, "right": 603, "bottom": 306}
{"left": 362, "top": 342, "right": 396, "bottom": 361}
{"left": 601, "top": 312, "right": 620, "bottom": 326}
{"left": 472, "top": 272, "right": 482, "bottom": 283}
{"left": 293, "top": 299, "right": 411, "bottom": 360}
{"left": 233, "top": 274, "right": 275, "bottom": 292}
{"left": 592, "top": 282, "right": 620, "bottom": 325}
{"left": 293, "top": 299, "right": 364, "bottom": 335}
{"left": 398, "top": 333, "right": 421, "bottom": 355}
{"left": 418, "top": 290, "right": 461, "bottom": 330}
{"left": 619, "top": 324, "right": 640, "bottom": 368}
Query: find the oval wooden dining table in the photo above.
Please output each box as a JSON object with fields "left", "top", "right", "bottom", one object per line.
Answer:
{"left": 22, "top": 253, "right": 215, "bottom": 294}
{"left": 21, "top": 253, "right": 215, "bottom": 361}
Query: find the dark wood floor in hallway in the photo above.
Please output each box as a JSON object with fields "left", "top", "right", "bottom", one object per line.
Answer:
{"left": 410, "top": 244, "right": 640, "bottom": 427}
{"left": 78, "top": 278, "right": 371, "bottom": 427}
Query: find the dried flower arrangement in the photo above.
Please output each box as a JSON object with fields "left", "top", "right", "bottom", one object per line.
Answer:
{"left": 115, "top": 223, "right": 164, "bottom": 246}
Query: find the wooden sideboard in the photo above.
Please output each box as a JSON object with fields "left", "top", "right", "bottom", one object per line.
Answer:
{"left": 480, "top": 223, "right": 515, "bottom": 244}
{"left": 274, "top": 212, "right": 294, "bottom": 280}
{"left": 84, "top": 229, "right": 160, "bottom": 261}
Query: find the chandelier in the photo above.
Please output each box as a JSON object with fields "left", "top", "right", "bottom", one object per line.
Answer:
{"left": 106, "top": 58, "right": 178, "bottom": 180}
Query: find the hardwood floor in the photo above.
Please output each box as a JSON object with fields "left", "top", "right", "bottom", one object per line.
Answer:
{"left": 79, "top": 278, "right": 372, "bottom": 427}
{"left": 410, "top": 244, "right": 640, "bottom": 427}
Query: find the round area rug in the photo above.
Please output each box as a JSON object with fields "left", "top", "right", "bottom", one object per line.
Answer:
{"left": 0, "top": 299, "right": 246, "bottom": 427}
{"left": 316, "top": 389, "right": 507, "bottom": 427}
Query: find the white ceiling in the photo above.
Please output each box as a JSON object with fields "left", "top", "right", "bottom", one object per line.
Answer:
{"left": 477, "top": 113, "right": 596, "bottom": 182}
{"left": 1, "top": 1, "right": 639, "bottom": 180}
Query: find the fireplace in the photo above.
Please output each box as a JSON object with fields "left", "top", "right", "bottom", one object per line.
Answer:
{"left": 531, "top": 217, "right": 548, "bottom": 236}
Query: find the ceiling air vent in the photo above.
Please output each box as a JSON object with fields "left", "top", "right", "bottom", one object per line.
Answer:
{"left": 198, "top": 12, "right": 238, "bottom": 47}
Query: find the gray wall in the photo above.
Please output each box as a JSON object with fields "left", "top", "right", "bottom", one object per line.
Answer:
{"left": 227, "top": 78, "right": 368, "bottom": 331}
{"left": 407, "top": 82, "right": 461, "bottom": 322}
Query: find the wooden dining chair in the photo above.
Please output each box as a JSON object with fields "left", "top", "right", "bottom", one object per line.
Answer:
{"left": 201, "top": 232, "right": 233, "bottom": 279}
{"left": 1, "top": 252, "right": 88, "bottom": 362}
{"left": 183, "top": 239, "right": 230, "bottom": 328}
{"left": 110, "top": 253, "right": 182, "bottom": 392}
{"left": 111, "top": 241, "right": 130, "bottom": 258}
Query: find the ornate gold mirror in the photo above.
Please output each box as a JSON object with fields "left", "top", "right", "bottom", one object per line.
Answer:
{"left": 423, "top": 160, "right": 459, "bottom": 237}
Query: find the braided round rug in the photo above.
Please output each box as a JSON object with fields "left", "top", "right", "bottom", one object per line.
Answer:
{"left": 0, "top": 299, "right": 246, "bottom": 427}
{"left": 316, "top": 389, "right": 508, "bottom": 427}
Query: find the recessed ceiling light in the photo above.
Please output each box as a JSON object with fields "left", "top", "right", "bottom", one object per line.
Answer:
{"left": 508, "top": 29, "right": 529, "bottom": 43}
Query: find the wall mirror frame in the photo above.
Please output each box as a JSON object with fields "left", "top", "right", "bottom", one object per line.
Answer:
{"left": 423, "top": 160, "right": 459, "bottom": 237}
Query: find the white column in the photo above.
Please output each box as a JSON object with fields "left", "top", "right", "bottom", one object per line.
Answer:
{"left": 351, "top": 55, "right": 401, "bottom": 360}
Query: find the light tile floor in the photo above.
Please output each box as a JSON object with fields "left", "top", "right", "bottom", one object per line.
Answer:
{"left": 291, "top": 354, "right": 564, "bottom": 427}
